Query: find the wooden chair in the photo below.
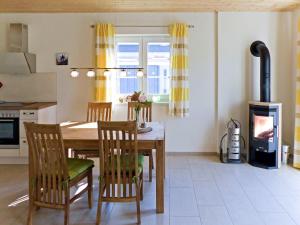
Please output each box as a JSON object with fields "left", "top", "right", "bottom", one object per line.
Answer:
{"left": 73, "top": 102, "right": 112, "bottom": 158}
{"left": 128, "top": 101, "right": 154, "bottom": 182}
{"left": 96, "top": 121, "right": 144, "bottom": 225}
{"left": 87, "top": 102, "right": 112, "bottom": 122}
{"left": 24, "top": 122, "right": 94, "bottom": 225}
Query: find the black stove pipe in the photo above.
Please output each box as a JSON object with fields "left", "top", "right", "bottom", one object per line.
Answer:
{"left": 250, "top": 41, "right": 271, "bottom": 102}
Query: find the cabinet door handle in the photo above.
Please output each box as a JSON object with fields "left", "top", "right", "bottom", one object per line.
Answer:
{"left": 23, "top": 112, "right": 35, "bottom": 115}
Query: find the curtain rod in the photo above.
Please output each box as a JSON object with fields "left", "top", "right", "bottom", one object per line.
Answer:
{"left": 90, "top": 24, "right": 194, "bottom": 28}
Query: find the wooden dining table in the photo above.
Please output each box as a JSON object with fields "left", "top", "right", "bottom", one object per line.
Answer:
{"left": 60, "top": 121, "right": 165, "bottom": 213}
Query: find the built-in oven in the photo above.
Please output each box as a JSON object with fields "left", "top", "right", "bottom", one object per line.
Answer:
{"left": 0, "top": 110, "right": 20, "bottom": 149}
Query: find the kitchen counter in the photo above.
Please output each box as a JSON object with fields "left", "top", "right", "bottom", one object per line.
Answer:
{"left": 0, "top": 102, "right": 57, "bottom": 110}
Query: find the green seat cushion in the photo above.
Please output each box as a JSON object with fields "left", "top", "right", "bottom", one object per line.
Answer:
{"left": 108, "top": 154, "right": 144, "bottom": 175}
{"left": 67, "top": 158, "right": 94, "bottom": 180}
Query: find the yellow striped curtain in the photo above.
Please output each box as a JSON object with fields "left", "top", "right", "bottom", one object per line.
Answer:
{"left": 294, "top": 18, "right": 300, "bottom": 168}
{"left": 169, "top": 23, "right": 190, "bottom": 117}
{"left": 95, "top": 24, "right": 115, "bottom": 102}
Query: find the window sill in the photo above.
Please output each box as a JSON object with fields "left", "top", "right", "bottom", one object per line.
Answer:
{"left": 113, "top": 101, "right": 168, "bottom": 105}
{"left": 153, "top": 102, "right": 169, "bottom": 105}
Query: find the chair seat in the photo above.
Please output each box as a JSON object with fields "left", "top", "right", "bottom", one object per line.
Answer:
{"left": 67, "top": 158, "right": 94, "bottom": 180}
{"left": 73, "top": 149, "right": 99, "bottom": 158}
{"left": 109, "top": 154, "right": 144, "bottom": 175}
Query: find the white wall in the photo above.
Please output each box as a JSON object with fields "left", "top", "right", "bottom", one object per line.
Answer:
{"left": 0, "top": 73, "right": 57, "bottom": 102}
{"left": 0, "top": 12, "right": 294, "bottom": 152}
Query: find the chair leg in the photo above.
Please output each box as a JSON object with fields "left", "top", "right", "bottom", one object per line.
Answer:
{"left": 140, "top": 173, "right": 144, "bottom": 201}
{"left": 149, "top": 153, "right": 153, "bottom": 182}
{"left": 96, "top": 186, "right": 103, "bottom": 225}
{"left": 88, "top": 169, "right": 93, "bottom": 209}
{"left": 135, "top": 182, "right": 141, "bottom": 224}
{"left": 26, "top": 201, "right": 34, "bottom": 225}
{"left": 151, "top": 152, "right": 154, "bottom": 169}
{"left": 64, "top": 188, "right": 70, "bottom": 225}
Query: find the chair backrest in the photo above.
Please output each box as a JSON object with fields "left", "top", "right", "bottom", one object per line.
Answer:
{"left": 24, "top": 122, "right": 68, "bottom": 206}
{"left": 87, "top": 102, "right": 112, "bottom": 122}
{"left": 98, "top": 121, "right": 139, "bottom": 199}
{"left": 127, "top": 101, "right": 152, "bottom": 122}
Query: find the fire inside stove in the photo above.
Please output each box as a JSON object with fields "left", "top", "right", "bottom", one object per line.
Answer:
{"left": 254, "top": 115, "right": 274, "bottom": 142}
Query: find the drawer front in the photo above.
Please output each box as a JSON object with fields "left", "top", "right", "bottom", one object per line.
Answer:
{"left": 20, "top": 110, "right": 38, "bottom": 120}
{"left": 20, "top": 138, "right": 28, "bottom": 157}
{"left": 20, "top": 120, "right": 37, "bottom": 138}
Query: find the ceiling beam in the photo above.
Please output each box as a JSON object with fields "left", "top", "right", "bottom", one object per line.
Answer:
{"left": 0, "top": 0, "right": 299, "bottom": 13}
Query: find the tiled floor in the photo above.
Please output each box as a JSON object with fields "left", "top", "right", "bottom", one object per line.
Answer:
{"left": 1, "top": 155, "right": 300, "bottom": 225}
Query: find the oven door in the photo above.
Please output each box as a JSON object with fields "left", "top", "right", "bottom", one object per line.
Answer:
{"left": 0, "top": 117, "right": 20, "bottom": 148}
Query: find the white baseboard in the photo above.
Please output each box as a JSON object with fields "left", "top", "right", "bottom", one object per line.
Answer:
{"left": 166, "top": 152, "right": 217, "bottom": 156}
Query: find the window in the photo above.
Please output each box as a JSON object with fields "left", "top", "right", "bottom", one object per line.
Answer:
{"left": 115, "top": 36, "right": 170, "bottom": 103}
{"left": 116, "top": 42, "right": 140, "bottom": 95}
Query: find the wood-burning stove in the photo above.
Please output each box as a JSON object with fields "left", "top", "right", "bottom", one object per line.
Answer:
{"left": 249, "top": 102, "right": 282, "bottom": 168}
{"left": 249, "top": 41, "right": 282, "bottom": 169}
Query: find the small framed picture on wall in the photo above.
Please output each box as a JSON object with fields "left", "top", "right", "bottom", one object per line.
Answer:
{"left": 56, "top": 52, "right": 69, "bottom": 65}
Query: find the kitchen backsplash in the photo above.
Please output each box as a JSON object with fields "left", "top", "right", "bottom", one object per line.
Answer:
{"left": 0, "top": 73, "right": 57, "bottom": 102}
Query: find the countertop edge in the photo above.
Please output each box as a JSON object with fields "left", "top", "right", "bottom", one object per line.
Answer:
{"left": 0, "top": 102, "right": 57, "bottom": 110}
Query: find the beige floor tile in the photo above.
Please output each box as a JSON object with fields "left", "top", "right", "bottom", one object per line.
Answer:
{"left": 170, "top": 216, "right": 202, "bottom": 225}
{"left": 170, "top": 187, "right": 198, "bottom": 217}
{"left": 189, "top": 164, "right": 214, "bottom": 181}
{"left": 260, "top": 212, "right": 297, "bottom": 225}
{"left": 193, "top": 181, "right": 223, "bottom": 206}
{"left": 245, "top": 189, "right": 284, "bottom": 213}
{"left": 166, "top": 156, "right": 189, "bottom": 169}
{"left": 198, "top": 206, "right": 233, "bottom": 225}
{"left": 169, "top": 169, "right": 193, "bottom": 187}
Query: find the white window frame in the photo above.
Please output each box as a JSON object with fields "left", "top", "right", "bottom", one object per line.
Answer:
{"left": 115, "top": 35, "right": 170, "bottom": 103}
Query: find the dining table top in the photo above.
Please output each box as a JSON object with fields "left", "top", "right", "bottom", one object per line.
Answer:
{"left": 60, "top": 121, "right": 165, "bottom": 141}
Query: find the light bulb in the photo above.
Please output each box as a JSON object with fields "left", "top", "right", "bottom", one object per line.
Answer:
{"left": 70, "top": 70, "right": 79, "bottom": 78}
{"left": 104, "top": 69, "right": 110, "bottom": 77}
{"left": 120, "top": 69, "right": 127, "bottom": 77}
{"left": 137, "top": 69, "right": 144, "bottom": 77}
{"left": 86, "top": 70, "right": 96, "bottom": 77}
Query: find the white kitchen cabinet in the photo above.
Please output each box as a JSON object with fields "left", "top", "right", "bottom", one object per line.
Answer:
{"left": 19, "top": 106, "right": 57, "bottom": 157}
{"left": 20, "top": 110, "right": 38, "bottom": 120}
{"left": 20, "top": 138, "right": 28, "bottom": 156}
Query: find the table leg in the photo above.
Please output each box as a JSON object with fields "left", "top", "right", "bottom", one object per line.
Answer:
{"left": 156, "top": 140, "right": 164, "bottom": 213}
{"left": 163, "top": 129, "right": 166, "bottom": 178}
{"left": 163, "top": 140, "right": 165, "bottom": 178}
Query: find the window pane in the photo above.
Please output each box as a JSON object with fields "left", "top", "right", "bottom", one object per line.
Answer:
{"left": 120, "top": 78, "right": 138, "bottom": 94}
{"left": 147, "top": 42, "right": 170, "bottom": 95}
{"left": 148, "top": 78, "right": 160, "bottom": 93}
{"left": 117, "top": 42, "right": 140, "bottom": 94}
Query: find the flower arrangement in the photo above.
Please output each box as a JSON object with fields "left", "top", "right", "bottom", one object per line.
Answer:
{"left": 120, "top": 91, "right": 151, "bottom": 126}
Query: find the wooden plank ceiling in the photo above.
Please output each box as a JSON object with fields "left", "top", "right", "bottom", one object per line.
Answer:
{"left": 0, "top": 0, "right": 299, "bottom": 12}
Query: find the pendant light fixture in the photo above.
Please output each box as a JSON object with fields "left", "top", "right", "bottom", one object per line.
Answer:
{"left": 70, "top": 69, "right": 79, "bottom": 77}
{"left": 70, "top": 67, "right": 144, "bottom": 78}
{"left": 86, "top": 69, "right": 96, "bottom": 77}
{"left": 137, "top": 69, "right": 144, "bottom": 77}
